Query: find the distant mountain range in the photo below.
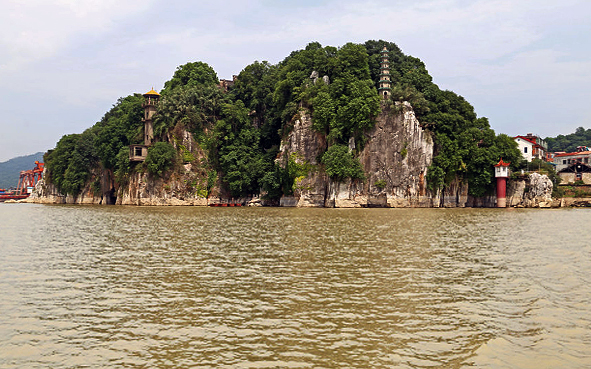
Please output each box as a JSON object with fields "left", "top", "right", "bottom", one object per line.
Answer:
{"left": 0, "top": 152, "right": 45, "bottom": 189}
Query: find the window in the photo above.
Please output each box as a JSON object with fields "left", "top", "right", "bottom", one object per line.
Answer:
{"left": 524, "top": 147, "right": 528, "bottom": 153}
{"left": 135, "top": 147, "right": 143, "bottom": 156}
{"left": 563, "top": 160, "right": 567, "bottom": 164}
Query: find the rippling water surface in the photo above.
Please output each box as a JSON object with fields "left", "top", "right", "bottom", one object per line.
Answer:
{"left": 0, "top": 204, "right": 590, "bottom": 368}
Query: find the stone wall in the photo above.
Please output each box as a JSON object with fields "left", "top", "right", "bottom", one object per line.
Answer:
{"left": 558, "top": 172, "right": 591, "bottom": 185}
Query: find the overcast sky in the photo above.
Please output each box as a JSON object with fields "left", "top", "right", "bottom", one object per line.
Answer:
{"left": 1, "top": 0, "right": 590, "bottom": 162}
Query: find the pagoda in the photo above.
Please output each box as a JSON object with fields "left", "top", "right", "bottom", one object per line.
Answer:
{"left": 130, "top": 88, "right": 160, "bottom": 162}
{"left": 378, "top": 46, "right": 391, "bottom": 99}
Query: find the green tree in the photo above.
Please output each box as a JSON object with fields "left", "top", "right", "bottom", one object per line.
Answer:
{"left": 322, "top": 144, "right": 365, "bottom": 181}
{"left": 162, "top": 61, "right": 219, "bottom": 92}
{"left": 154, "top": 84, "right": 226, "bottom": 139}
{"left": 213, "top": 101, "right": 268, "bottom": 197}
{"left": 546, "top": 126, "right": 591, "bottom": 152}
{"left": 145, "top": 142, "right": 177, "bottom": 177}
{"left": 45, "top": 134, "right": 79, "bottom": 194}
{"left": 45, "top": 129, "right": 97, "bottom": 196}
{"left": 93, "top": 94, "right": 144, "bottom": 170}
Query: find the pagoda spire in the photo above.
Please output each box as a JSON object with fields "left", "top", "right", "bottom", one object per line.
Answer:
{"left": 142, "top": 88, "right": 160, "bottom": 145}
{"left": 378, "top": 46, "right": 391, "bottom": 99}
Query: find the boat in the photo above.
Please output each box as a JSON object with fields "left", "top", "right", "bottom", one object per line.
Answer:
{"left": 0, "top": 189, "right": 29, "bottom": 202}
{"left": 208, "top": 201, "right": 243, "bottom": 207}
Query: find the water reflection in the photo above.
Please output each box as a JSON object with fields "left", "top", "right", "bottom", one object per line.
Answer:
{"left": 0, "top": 205, "right": 590, "bottom": 368}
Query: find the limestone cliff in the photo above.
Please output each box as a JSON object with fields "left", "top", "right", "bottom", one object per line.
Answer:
{"left": 277, "top": 108, "right": 328, "bottom": 207}
{"left": 29, "top": 166, "right": 224, "bottom": 206}
{"left": 28, "top": 101, "right": 559, "bottom": 208}
{"left": 27, "top": 168, "right": 114, "bottom": 205}
{"left": 277, "top": 102, "right": 465, "bottom": 207}
{"left": 29, "top": 128, "right": 224, "bottom": 206}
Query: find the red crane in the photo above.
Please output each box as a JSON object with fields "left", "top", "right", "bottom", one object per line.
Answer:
{"left": 16, "top": 161, "right": 44, "bottom": 195}
{"left": 0, "top": 161, "right": 44, "bottom": 201}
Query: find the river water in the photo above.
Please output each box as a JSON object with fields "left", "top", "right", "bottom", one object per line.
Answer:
{"left": 0, "top": 204, "right": 589, "bottom": 368}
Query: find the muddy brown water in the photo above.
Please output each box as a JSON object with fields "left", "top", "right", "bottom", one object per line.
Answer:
{"left": 0, "top": 204, "right": 590, "bottom": 368}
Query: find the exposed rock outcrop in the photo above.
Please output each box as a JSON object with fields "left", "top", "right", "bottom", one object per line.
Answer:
{"left": 117, "top": 171, "right": 209, "bottom": 206}
{"left": 506, "top": 173, "right": 555, "bottom": 208}
{"left": 277, "top": 109, "right": 329, "bottom": 207}
{"left": 358, "top": 102, "right": 435, "bottom": 207}
{"left": 524, "top": 172, "right": 553, "bottom": 207}
{"left": 278, "top": 102, "right": 449, "bottom": 207}
{"left": 25, "top": 169, "right": 108, "bottom": 205}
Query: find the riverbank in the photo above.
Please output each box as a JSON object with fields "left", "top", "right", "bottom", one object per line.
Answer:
{"left": 18, "top": 193, "right": 591, "bottom": 208}
{"left": 23, "top": 169, "right": 588, "bottom": 208}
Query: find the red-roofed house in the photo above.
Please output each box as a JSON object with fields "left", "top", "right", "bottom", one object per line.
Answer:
{"left": 513, "top": 133, "right": 548, "bottom": 162}
{"left": 553, "top": 147, "right": 591, "bottom": 172}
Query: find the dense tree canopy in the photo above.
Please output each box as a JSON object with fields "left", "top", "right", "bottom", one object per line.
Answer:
{"left": 546, "top": 127, "right": 591, "bottom": 152}
{"left": 45, "top": 95, "right": 144, "bottom": 195}
{"left": 162, "top": 61, "right": 219, "bottom": 92}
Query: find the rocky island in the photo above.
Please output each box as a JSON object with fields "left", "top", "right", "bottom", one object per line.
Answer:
{"left": 28, "top": 40, "right": 557, "bottom": 207}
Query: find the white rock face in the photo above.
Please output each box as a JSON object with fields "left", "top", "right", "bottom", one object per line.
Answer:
{"left": 278, "top": 109, "right": 328, "bottom": 207}
{"left": 525, "top": 172, "right": 553, "bottom": 207}
{"left": 506, "top": 173, "right": 554, "bottom": 208}
{"left": 278, "top": 102, "right": 443, "bottom": 207}
{"left": 507, "top": 179, "right": 526, "bottom": 207}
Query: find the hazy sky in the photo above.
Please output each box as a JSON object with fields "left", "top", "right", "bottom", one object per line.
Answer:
{"left": 1, "top": 0, "right": 590, "bottom": 162}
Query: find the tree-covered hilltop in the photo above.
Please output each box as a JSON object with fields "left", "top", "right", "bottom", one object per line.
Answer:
{"left": 44, "top": 40, "right": 520, "bottom": 200}
{"left": 546, "top": 127, "right": 591, "bottom": 152}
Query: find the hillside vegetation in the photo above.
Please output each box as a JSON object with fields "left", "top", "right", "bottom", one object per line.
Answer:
{"left": 44, "top": 40, "right": 520, "bottom": 199}
{"left": 546, "top": 127, "right": 591, "bottom": 152}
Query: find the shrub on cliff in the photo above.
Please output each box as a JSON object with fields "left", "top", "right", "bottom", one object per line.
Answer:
{"left": 145, "top": 142, "right": 177, "bottom": 177}
{"left": 322, "top": 144, "right": 365, "bottom": 181}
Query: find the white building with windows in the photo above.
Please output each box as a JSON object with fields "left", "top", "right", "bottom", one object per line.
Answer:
{"left": 513, "top": 134, "right": 547, "bottom": 162}
{"left": 553, "top": 149, "right": 591, "bottom": 172}
{"left": 514, "top": 137, "right": 534, "bottom": 161}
